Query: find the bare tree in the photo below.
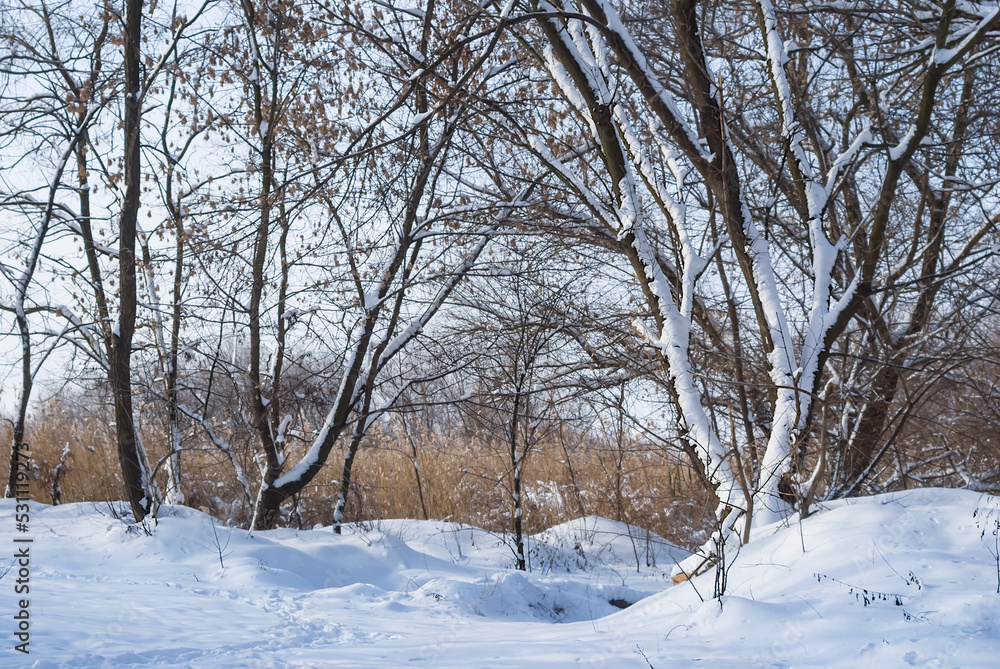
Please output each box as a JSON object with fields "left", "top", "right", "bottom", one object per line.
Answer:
{"left": 455, "top": 261, "right": 584, "bottom": 569}
{"left": 486, "top": 0, "right": 1000, "bottom": 570}
{"left": 0, "top": 0, "right": 114, "bottom": 496}
{"left": 3, "top": 0, "right": 998, "bottom": 550}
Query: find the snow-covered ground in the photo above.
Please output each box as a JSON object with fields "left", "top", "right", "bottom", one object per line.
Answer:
{"left": 3, "top": 488, "right": 1000, "bottom": 667}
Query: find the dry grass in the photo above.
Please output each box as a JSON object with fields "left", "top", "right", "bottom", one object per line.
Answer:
{"left": 18, "top": 400, "right": 716, "bottom": 549}
{"left": 333, "top": 425, "right": 716, "bottom": 549}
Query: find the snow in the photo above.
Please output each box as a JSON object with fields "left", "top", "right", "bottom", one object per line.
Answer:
{"left": 409, "top": 111, "right": 432, "bottom": 127}
{"left": 825, "top": 122, "right": 872, "bottom": 195}
{"left": 4, "top": 489, "right": 999, "bottom": 666}
{"left": 541, "top": 45, "right": 591, "bottom": 120}
{"left": 279, "top": 306, "right": 319, "bottom": 322}
{"left": 271, "top": 417, "right": 331, "bottom": 490}
{"left": 592, "top": 0, "right": 711, "bottom": 164}
{"left": 889, "top": 124, "right": 918, "bottom": 161}
{"left": 933, "top": 7, "right": 1000, "bottom": 65}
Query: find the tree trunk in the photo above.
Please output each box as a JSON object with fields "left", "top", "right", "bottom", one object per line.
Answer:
{"left": 841, "top": 363, "right": 901, "bottom": 493}
{"left": 111, "top": 0, "right": 152, "bottom": 522}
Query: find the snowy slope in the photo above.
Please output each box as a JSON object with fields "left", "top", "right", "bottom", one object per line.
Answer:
{"left": 2, "top": 488, "right": 999, "bottom": 667}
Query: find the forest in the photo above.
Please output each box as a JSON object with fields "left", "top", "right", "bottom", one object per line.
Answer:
{"left": 2, "top": 0, "right": 999, "bottom": 579}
